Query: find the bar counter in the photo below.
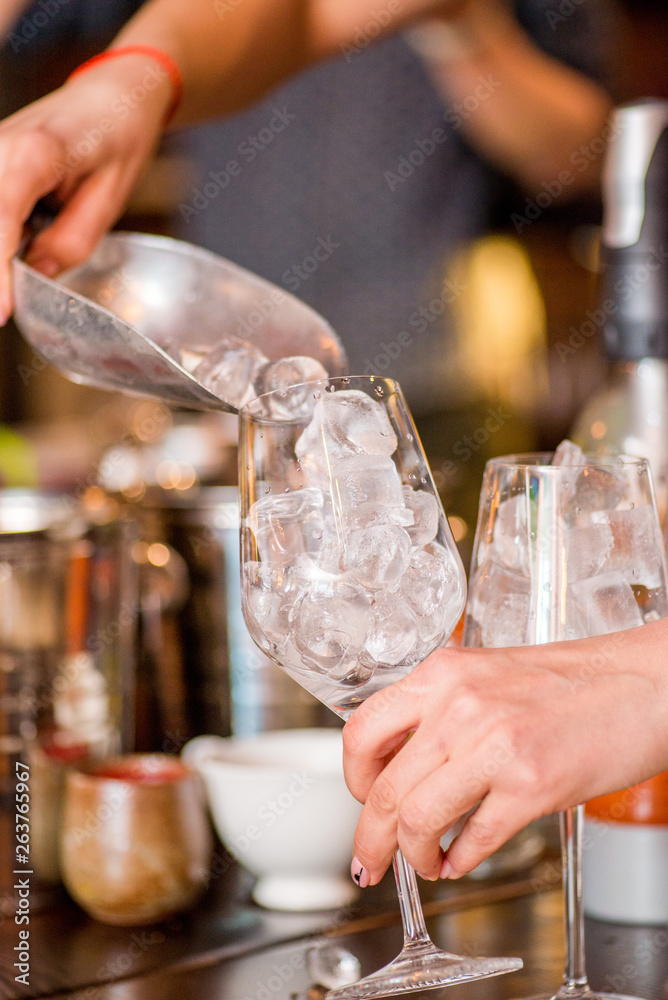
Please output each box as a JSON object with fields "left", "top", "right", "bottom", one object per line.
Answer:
{"left": 1, "top": 849, "right": 667, "bottom": 1000}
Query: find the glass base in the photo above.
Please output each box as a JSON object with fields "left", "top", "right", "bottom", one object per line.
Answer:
{"left": 325, "top": 942, "right": 522, "bottom": 999}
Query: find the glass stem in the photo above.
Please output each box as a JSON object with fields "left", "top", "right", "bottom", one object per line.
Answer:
{"left": 560, "top": 805, "right": 589, "bottom": 991}
{"left": 392, "top": 849, "right": 432, "bottom": 949}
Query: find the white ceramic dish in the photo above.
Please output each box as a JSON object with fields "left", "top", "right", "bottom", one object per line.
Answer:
{"left": 182, "top": 728, "right": 362, "bottom": 911}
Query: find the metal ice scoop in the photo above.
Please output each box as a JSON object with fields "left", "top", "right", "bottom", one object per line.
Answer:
{"left": 12, "top": 231, "right": 347, "bottom": 412}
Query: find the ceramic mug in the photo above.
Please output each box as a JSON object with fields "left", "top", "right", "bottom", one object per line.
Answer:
{"left": 60, "top": 754, "right": 212, "bottom": 925}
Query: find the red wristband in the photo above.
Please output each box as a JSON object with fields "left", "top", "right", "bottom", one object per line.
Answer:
{"left": 67, "top": 45, "right": 183, "bottom": 124}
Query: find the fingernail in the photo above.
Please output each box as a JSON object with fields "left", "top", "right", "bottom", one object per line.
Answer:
{"left": 351, "top": 857, "right": 370, "bottom": 888}
{"left": 439, "top": 857, "right": 453, "bottom": 879}
{"left": 417, "top": 871, "right": 438, "bottom": 882}
{"left": 25, "top": 254, "right": 59, "bottom": 278}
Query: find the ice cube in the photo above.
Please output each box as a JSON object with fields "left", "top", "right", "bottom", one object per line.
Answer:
{"left": 490, "top": 494, "right": 530, "bottom": 574}
{"left": 308, "top": 944, "right": 362, "bottom": 991}
{"left": 294, "top": 579, "right": 371, "bottom": 678}
{"left": 566, "top": 522, "right": 614, "bottom": 582}
{"left": 563, "top": 462, "right": 627, "bottom": 521}
{"left": 177, "top": 344, "right": 213, "bottom": 373}
{"left": 551, "top": 442, "right": 629, "bottom": 520}
{"left": 481, "top": 593, "right": 531, "bottom": 648}
{"left": 192, "top": 334, "right": 268, "bottom": 408}
{"left": 343, "top": 524, "right": 412, "bottom": 591}
{"left": 400, "top": 542, "right": 464, "bottom": 648}
{"left": 592, "top": 505, "right": 665, "bottom": 589}
{"left": 415, "top": 605, "right": 453, "bottom": 648}
{"left": 403, "top": 545, "right": 457, "bottom": 617}
{"left": 551, "top": 440, "right": 589, "bottom": 510}
{"left": 365, "top": 593, "right": 418, "bottom": 666}
{"left": 253, "top": 356, "right": 329, "bottom": 420}
{"left": 287, "top": 552, "right": 339, "bottom": 589}
{"left": 552, "top": 440, "right": 585, "bottom": 466}
{"left": 468, "top": 558, "right": 530, "bottom": 647}
{"left": 569, "top": 571, "right": 643, "bottom": 637}
{"left": 350, "top": 503, "right": 414, "bottom": 532}
{"left": 329, "top": 652, "right": 377, "bottom": 688}
{"left": 295, "top": 389, "right": 398, "bottom": 488}
{"left": 332, "top": 454, "right": 404, "bottom": 528}
{"left": 402, "top": 487, "right": 439, "bottom": 546}
{"left": 247, "top": 488, "right": 325, "bottom": 563}
{"left": 243, "top": 561, "right": 302, "bottom": 648}
{"left": 311, "top": 520, "right": 345, "bottom": 574}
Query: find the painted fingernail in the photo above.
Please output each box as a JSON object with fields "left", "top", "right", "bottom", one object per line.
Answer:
{"left": 439, "top": 857, "right": 453, "bottom": 880}
{"left": 351, "top": 857, "right": 370, "bottom": 888}
{"left": 25, "top": 254, "right": 59, "bottom": 278}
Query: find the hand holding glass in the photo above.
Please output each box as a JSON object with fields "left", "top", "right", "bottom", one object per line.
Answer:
{"left": 464, "top": 448, "right": 668, "bottom": 1000}
{"left": 239, "top": 376, "right": 522, "bottom": 999}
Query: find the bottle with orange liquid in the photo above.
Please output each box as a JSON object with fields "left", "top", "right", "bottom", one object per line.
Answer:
{"left": 572, "top": 98, "right": 668, "bottom": 923}
{"left": 584, "top": 778, "right": 668, "bottom": 923}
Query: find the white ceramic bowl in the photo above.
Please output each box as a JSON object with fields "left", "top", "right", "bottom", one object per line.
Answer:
{"left": 182, "top": 728, "right": 362, "bottom": 911}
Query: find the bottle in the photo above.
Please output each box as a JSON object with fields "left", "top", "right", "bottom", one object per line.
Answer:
{"left": 573, "top": 98, "right": 668, "bottom": 521}
{"left": 571, "top": 98, "right": 668, "bottom": 924}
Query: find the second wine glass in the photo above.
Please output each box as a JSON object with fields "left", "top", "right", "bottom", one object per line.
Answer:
{"left": 239, "top": 375, "right": 523, "bottom": 999}
{"left": 464, "top": 448, "right": 668, "bottom": 1000}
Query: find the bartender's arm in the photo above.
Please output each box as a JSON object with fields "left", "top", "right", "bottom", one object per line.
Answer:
{"left": 105, "top": 0, "right": 614, "bottom": 184}
{"left": 0, "top": 0, "right": 611, "bottom": 320}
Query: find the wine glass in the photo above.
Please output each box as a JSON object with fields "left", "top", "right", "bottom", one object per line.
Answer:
{"left": 464, "top": 447, "right": 668, "bottom": 1000}
{"left": 239, "top": 375, "right": 523, "bottom": 999}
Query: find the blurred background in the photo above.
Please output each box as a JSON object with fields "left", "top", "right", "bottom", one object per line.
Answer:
{"left": 0, "top": 0, "right": 666, "bottom": 748}
{"left": 0, "top": 0, "right": 665, "bottom": 524}
{"left": 0, "top": 0, "right": 666, "bottom": 551}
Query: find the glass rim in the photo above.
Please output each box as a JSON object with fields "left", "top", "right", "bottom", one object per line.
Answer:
{"left": 485, "top": 451, "right": 651, "bottom": 472}
{"left": 239, "top": 374, "right": 403, "bottom": 421}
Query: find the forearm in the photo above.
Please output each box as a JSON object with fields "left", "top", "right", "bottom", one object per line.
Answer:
{"left": 0, "top": 0, "right": 32, "bottom": 39}
{"left": 111, "top": 0, "right": 310, "bottom": 125}
{"left": 111, "top": 0, "right": 465, "bottom": 127}
{"left": 409, "top": 2, "right": 613, "bottom": 196}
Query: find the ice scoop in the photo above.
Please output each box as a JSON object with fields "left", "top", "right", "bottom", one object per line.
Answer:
{"left": 12, "top": 230, "right": 348, "bottom": 412}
